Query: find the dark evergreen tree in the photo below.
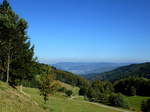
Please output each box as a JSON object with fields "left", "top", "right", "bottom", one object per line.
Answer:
{"left": 0, "top": 0, "right": 34, "bottom": 85}
{"left": 114, "top": 77, "right": 150, "bottom": 96}
{"left": 79, "top": 86, "right": 88, "bottom": 96}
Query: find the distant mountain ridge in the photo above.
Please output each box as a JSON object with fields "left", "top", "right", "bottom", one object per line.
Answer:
{"left": 90, "top": 62, "right": 150, "bottom": 81}
{"left": 52, "top": 62, "right": 130, "bottom": 75}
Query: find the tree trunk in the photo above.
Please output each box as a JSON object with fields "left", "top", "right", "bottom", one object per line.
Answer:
{"left": 20, "top": 84, "right": 23, "bottom": 92}
{"left": 1, "top": 72, "right": 4, "bottom": 80}
{"left": 6, "top": 49, "right": 10, "bottom": 83}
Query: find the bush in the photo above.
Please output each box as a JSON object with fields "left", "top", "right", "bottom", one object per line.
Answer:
{"left": 130, "top": 86, "right": 136, "bottom": 96}
{"left": 58, "top": 87, "right": 67, "bottom": 93}
{"left": 66, "top": 90, "right": 73, "bottom": 97}
{"left": 108, "top": 93, "right": 128, "bottom": 108}
{"left": 98, "top": 93, "right": 109, "bottom": 104}
{"left": 87, "top": 88, "right": 97, "bottom": 102}
{"left": 79, "top": 86, "right": 88, "bottom": 96}
{"left": 141, "top": 99, "right": 150, "bottom": 112}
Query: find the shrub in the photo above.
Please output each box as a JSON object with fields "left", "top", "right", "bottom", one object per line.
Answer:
{"left": 58, "top": 87, "right": 67, "bottom": 93}
{"left": 87, "top": 88, "right": 97, "bottom": 102}
{"left": 108, "top": 93, "right": 128, "bottom": 108}
{"left": 130, "top": 86, "right": 136, "bottom": 96}
{"left": 141, "top": 99, "right": 150, "bottom": 112}
{"left": 79, "top": 86, "right": 88, "bottom": 96}
{"left": 98, "top": 93, "right": 109, "bottom": 104}
{"left": 66, "top": 90, "right": 73, "bottom": 97}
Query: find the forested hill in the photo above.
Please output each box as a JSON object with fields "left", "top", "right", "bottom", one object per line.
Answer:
{"left": 90, "top": 62, "right": 150, "bottom": 81}
{"left": 32, "top": 62, "right": 89, "bottom": 88}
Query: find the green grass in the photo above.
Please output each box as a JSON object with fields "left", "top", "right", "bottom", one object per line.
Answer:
{"left": 23, "top": 87, "right": 122, "bottom": 112}
{"left": 0, "top": 81, "right": 130, "bottom": 112}
{"left": 0, "top": 81, "right": 47, "bottom": 112}
{"left": 124, "top": 96, "right": 150, "bottom": 112}
{"left": 58, "top": 81, "right": 79, "bottom": 96}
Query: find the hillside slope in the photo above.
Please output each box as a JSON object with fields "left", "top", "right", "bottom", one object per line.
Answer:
{"left": 33, "top": 62, "right": 89, "bottom": 88}
{"left": 0, "top": 81, "right": 47, "bottom": 112}
{"left": 91, "top": 62, "right": 150, "bottom": 81}
{"left": 22, "top": 87, "right": 129, "bottom": 112}
{"left": 0, "top": 81, "right": 130, "bottom": 112}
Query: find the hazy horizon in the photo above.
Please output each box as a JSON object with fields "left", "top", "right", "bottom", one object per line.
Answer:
{"left": 39, "top": 57, "right": 149, "bottom": 64}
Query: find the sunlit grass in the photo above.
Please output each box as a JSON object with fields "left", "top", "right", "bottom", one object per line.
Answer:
{"left": 124, "top": 96, "right": 150, "bottom": 111}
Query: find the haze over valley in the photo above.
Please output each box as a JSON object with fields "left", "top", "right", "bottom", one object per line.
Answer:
{"left": 53, "top": 62, "right": 131, "bottom": 75}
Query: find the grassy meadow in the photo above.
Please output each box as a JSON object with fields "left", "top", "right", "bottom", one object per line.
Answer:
{"left": 2, "top": 80, "right": 149, "bottom": 112}
{"left": 23, "top": 87, "right": 122, "bottom": 112}
{"left": 0, "top": 81, "right": 128, "bottom": 112}
{"left": 124, "top": 96, "right": 150, "bottom": 112}
{"left": 0, "top": 81, "right": 47, "bottom": 112}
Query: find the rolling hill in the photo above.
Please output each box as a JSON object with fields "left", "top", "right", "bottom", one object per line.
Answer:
{"left": 90, "top": 62, "right": 150, "bottom": 81}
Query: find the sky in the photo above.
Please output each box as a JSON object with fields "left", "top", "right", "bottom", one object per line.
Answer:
{"left": 2, "top": 0, "right": 150, "bottom": 63}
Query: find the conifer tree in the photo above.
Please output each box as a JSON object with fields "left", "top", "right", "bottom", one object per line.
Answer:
{"left": 0, "top": 0, "right": 34, "bottom": 85}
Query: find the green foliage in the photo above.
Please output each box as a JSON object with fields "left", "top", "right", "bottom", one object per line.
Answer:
{"left": 108, "top": 93, "right": 128, "bottom": 108}
{"left": 130, "top": 86, "right": 136, "bottom": 96}
{"left": 58, "top": 87, "right": 67, "bottom": 93}
{"left": 87, "top": 88, "right": 97, "bottom": 101}
{"left": 0, "top": 0, "right": 34, "bottom": 86}
{"left": 92, "top": 62, "right": 150, "bottom": 81}
{"left": 65, "top": 90, "right": 73, "bottom": 97}
{"left": 31, "top": 62, "right": 90, "bottom": 89}
{"left": 79, "top": 80, "right": 114, "bottom": 105}
{"left": 97, "top": 93, "right": 109, "bottom": 104}
{"left": 114, "top": 77, "right": 150, "bottom": 96}
{"left": 39, "top": 72, "right": 59, "bottom": 103}
{"left": 89, "top": 80, "right": 114, "bottom": 103}
{"left": 79, "top": 86, "right": 88, "bottom": 96}
{"left": 141, "top": 99, "right": 150, "bottom": 112}
{"left": 54, "top": 69, "right": 90, "bottom": 88}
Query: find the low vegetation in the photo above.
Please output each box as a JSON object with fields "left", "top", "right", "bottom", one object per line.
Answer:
{"left": 0, "top": 81, "right": 47, "bottom": 112}
{"left": 124, "top": 96, "right": 150, "bottom": 111}
{"left": 0, "top": 81, "right": 125, "bottom": 112}
{"left": 22, "top": 85, "right": 128, "bottom": 112}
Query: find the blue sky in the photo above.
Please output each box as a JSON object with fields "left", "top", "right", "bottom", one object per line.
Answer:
{"left": 3, "top": 0, "right": 150, "bottom": 63}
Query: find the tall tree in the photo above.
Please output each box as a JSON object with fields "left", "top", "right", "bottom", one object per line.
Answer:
{"left": 0, "top": 0, "right": 34, "bottom": 85}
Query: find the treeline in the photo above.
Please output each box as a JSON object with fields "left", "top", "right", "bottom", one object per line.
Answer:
{"left": 29, "top": 62, "right": 89, "bottom": 88}
{"left": 0, "top": 0, "right": 35, "bottom": 86}
{"left": 92, "top": 62, "right": 150, "bottom": 81}
{"left": 113, "top": 77, "right": 150, "bottom": 111}
{"left": 79, "top": 80, "right": 128, "bottom": 108}
{"left": 114, "top": 77, "right": 150, "bottom": 96}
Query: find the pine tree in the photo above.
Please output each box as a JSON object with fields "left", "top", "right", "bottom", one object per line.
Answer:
{"left": 0, "top": 0, "right": 34, "bottom": 85}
